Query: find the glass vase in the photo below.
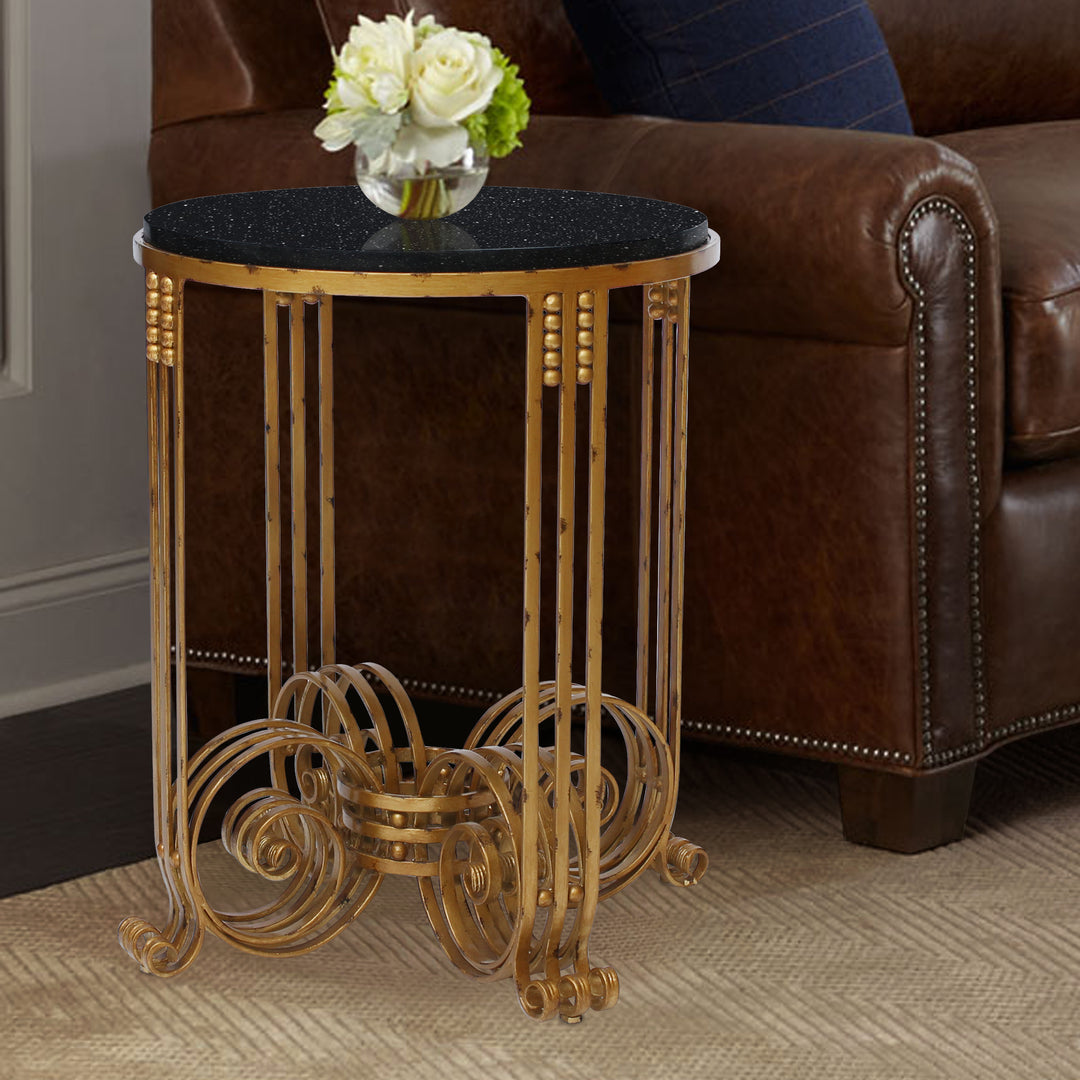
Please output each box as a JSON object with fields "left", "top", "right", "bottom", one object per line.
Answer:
{"left": 354, "top": 141, "right": 489, "bottom": 220}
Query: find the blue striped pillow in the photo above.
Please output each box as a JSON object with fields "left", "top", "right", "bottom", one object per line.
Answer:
{"left": 562, "top": 0, "right": 913, "bottom": 133}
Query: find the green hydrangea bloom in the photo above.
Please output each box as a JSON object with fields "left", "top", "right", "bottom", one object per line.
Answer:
{"left": 463, "top": 48, "right": 530, "bottom": 159}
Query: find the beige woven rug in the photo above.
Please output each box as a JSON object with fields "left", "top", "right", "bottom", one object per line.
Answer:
{"left": 3, "top": 732, "right": 1080, "bottom": 1080}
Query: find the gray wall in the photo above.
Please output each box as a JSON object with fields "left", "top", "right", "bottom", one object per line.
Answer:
{"left": 0, "top": 0, "right": 152, "bottom": 715}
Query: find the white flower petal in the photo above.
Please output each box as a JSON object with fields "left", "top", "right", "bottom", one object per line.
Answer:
{"left": 392, "top": 123, "right": 469, "bottom": 169}
{"left": 369, "top": 71, "right": 408, "bottom": 113}
{"left": 315, "top": 109, "right": 401, "bottom": 156}
{"left": 351, "top": 112, "right": 404, "bottom": 159}
{"left": 336, "top": 78, "right": 373, "bottom": 111}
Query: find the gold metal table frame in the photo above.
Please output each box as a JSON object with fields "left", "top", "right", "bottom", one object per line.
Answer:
{"left": 120, "top": 229, "right": 720, "bottom": 1022}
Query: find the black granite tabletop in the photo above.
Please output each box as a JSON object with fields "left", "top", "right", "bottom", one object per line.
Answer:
{"left": 142, "top": 186, "right": 710, "bottom": 274}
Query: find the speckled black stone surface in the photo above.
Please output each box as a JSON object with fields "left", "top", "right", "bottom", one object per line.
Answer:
{"left": 143, "top": 187, "right": 709, "bottom": 273}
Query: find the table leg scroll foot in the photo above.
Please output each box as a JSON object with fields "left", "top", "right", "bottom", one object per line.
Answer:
{"left": 520, "top": 977, "right": 561, "bottom": 1022}
{"left": 117, "top": 912, "right": 201, "bottom": 977}
{"left": 518, "top": 966, "right": 619, "bottom": 1023}
{"left": 654, "top": 833, "right": 709, "bottom": 888}
{"left": 587, "top": 965, "right": 620, "bottom": 1011}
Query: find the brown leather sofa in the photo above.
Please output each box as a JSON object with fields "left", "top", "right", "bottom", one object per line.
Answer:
{"left": 151, "top": 0, "right": 1080, "bottom": 851}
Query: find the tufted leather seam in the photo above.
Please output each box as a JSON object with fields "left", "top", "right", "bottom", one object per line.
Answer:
{"left": 1004, "top": 284, "right": 1080, "bottom": 305}
{"left": 1010, "top": 420, "right": 1080, "bottom": 446}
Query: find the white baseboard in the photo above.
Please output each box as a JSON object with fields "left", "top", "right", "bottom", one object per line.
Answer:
{"left": 0, "top": 661, "right": 151, "bottom": 720}
{"left": 0, "top": 549, "right": 151, "bottom": 719}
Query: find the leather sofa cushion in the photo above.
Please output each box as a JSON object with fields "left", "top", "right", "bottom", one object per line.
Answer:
{"left": 940, "top": 121, "right": 1080, "bottom": 464}
{"left": 561, "top": 0, "right": 912, "bottom": 132}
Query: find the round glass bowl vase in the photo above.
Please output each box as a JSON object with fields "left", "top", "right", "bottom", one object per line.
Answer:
{"left": 354, "top": 142, "right": 490, "bottom": 220}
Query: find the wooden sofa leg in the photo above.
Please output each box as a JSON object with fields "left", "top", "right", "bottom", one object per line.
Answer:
{"left": 837, "top": 761, "right": 977, "bottom": 853}
{"left": 185, "top": 667, "right": 239, "bottom": 743}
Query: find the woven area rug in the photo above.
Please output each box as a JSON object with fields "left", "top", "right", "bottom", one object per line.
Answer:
{"left": 3, "top": 731, "right": 1080, "bottom": 1080}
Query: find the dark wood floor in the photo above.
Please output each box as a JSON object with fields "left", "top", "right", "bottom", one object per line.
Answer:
{"left": 0, "top": 685, "right": 156, "bottom": 898}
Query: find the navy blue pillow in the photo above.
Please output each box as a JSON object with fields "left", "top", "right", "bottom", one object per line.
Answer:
{"left": 562, "top": 0, "right": 913, "bottom": 133}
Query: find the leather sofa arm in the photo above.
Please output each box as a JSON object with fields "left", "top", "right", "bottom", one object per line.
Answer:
{"left": 153, "top": 0, "right": 331, "bottom": 130}
{"left": 493, "top": 113, "right": 1005, "bottom": 508}
{"left": 493, "top": 114, "right": 996, "bottom": 342}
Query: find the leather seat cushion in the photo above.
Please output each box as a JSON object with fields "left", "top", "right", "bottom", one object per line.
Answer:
{"left": 940, "top": 121, "right": 1080, "bottom": 463}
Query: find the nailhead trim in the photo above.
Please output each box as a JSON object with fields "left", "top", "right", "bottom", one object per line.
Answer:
{"left": 898, "top": 198, "right": 987, "bottom": 767}
{"left": 923, "top": 701, "right": 1080, "bottom": 763}
{"left": 396, "top": 676, "right": 504, "bottom": 703}
{"left": 680, "top": 717, "right": 913, "bottom": 764}
{"left": 171, "top": 645, "right": 269, "bottom": 669}
{"left": 680, "top": 706, "right": 1080, "bottom": 765}
{"left": 169, "top": 643, "right": 1080, "bottom": 759}
{"left": 170, "top": 645, "right": 505, "bottom": 702}
{"left": 989, "top": 702, "right": 1080, "bottom": 740}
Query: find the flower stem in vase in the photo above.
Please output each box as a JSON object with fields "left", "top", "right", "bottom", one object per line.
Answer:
{"left": 399, "top": 175, "right": 452, "bottom": 220}
{"left": 434, "top": 178, "right": 451, "bottom": 218}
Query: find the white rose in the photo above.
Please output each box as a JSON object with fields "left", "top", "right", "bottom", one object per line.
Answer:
{"left": 409, "top": 28, "right": 503, "bottom": 127}
{"left": 334, "top": 12, "right": 416, "bottom": 115}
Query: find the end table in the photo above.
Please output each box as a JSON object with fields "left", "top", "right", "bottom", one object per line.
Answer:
{"left": 119, "top": 186, "right": 720, "bottom": 1022}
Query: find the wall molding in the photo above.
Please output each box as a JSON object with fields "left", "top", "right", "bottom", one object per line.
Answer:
{"left": 0, "top": 549, "right": 151, "bottom": 719}
{"left": 0, "top": 547, "right": 148, "bottom": 616}
{"left": 0, "top": 0, "right": 33, "bottom": 398}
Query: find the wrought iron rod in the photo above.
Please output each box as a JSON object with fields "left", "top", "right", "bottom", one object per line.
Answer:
{"left": 289, "top": 294, "right": 308, "bottom": 678}
{"left": 263, "top": 292, "right": 283, "bottom": 710}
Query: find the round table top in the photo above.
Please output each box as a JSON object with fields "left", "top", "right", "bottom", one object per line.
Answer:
{"left": 142, "top": 186, "right": 710, "bottom": 274}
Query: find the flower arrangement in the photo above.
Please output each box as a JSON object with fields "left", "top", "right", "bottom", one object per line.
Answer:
{"left": 315, "top": 10, "right": 530, "bottom": 219}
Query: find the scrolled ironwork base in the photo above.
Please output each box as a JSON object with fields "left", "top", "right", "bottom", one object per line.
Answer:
{"left": 120, "top": 664, "right": 705, "bottom": 1022}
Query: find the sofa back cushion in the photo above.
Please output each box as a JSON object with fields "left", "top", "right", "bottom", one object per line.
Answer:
{"left": 939, "top": 121, "right": 1080, "bottom": 464}
{"left": 314, "top": 1, "right": 608, "bottom": 116}
{"left": 561, "top": 0, "right": 912, "bottom": 133}
{"left": 868, "top": 0, "right": 1080, "bottom": 135}
{"left": 153, "top": 0, "right": 332, "bottom": 128}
